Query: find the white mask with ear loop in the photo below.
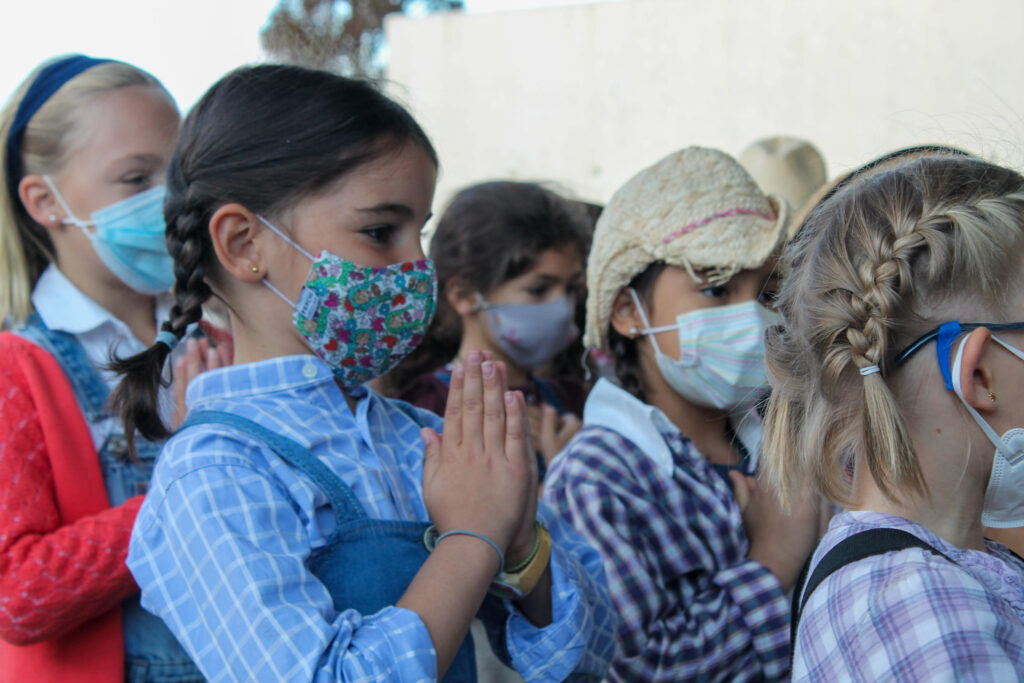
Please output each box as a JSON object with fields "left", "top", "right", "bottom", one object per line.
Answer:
{"left": 950, "top": 334, "right": 1024, "bottom": 528}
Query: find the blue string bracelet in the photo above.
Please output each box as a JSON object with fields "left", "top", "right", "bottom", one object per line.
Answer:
{"left": 434, "top": 529, "right": 505, "bottom": 577}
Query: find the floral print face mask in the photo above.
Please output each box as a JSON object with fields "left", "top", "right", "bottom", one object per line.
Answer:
{"left": 258, "top": 216, "right": 437, "bottom": 389}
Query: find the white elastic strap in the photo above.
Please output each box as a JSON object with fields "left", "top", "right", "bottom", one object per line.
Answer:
{"left": 859, "top": 365, "right": 881, "bottom": 376}
{"left": 993, "top": 335, "right": 1024, "bottom": 363}
{"left": 42, "top": 175, "right": 92, "bottom": 230}
{"left": 256, "top": 215, "right": 316, "bottom": 262}
{"left": 627, "top": 287, "right": 680, "bottom": 361}
{"left": 951, "top": 335, "right": 1006, "bottom": 452}
{"left": 262, "top": 278, "right": 295, "bottom": 307}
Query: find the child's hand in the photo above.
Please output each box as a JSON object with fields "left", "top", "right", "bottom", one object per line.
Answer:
{"left": 421, "top": 350, "right": 536, "bottom": 559}
{"left": 171, "top": 337, "right": 230, "bottom": 430}
{"left": 730, "top": 471, "right": 822, "bottom": 592}
{"left": 537, "top": 404, "right": 581, "bottom": 467}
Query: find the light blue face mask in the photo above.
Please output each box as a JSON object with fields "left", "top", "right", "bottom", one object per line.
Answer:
{"left": 44, "top": 177, "right": 174, "bottom": 295}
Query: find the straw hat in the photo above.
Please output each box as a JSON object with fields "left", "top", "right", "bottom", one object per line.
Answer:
{"left": 738, "top": 136, "right": 827, "bottom": 220}
{"left": 584, "top": 146, "right": 789, "bottom": 350}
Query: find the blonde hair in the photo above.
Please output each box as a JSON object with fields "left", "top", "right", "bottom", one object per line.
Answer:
{"left": 763, "top": 153, "right": 1024, "bottom": 507}
{"left": 0, "top": 57, "right": 167, "bottom": 325}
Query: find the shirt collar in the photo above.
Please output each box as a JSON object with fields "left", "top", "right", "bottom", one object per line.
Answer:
{"left": 583, "top": 378, "right": 680, "bottom": 478}
{"left": 583, "top": 377, "right": 763, "bottom": 478}
{"left": 31, "top": 263, "right": 173, "bottom": 337}
{"left": 186, "top": 354, "right": 360, "bottom": 410}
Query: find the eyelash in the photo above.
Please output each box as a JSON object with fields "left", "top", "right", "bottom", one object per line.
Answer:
{"left": 362, "top": 225, "right": 395, "bottom": 245}
{"left": 700, "top": 285, "right": 727, "bottom": 299}
{"left": 122, "top": 173, "right": 150, "bottom": 186}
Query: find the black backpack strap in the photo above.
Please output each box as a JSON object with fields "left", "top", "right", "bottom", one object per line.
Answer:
{"left": 790, "top": 528, "right": 954, "bottom": 658}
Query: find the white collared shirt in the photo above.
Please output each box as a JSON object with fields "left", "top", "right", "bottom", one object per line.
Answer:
{"left": 582, "top": 377, "right": 760, "bottom": 479}
{"left": 30, "top": 264, "right": 174, "bottom": 450}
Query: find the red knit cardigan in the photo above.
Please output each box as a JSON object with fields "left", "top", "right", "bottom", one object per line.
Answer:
{"left": 0, "top": 332, "right": 142, "bottom": 683}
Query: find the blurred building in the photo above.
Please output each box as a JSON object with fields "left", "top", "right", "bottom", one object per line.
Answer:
{"left": 385, "top": 0, "right": 1024, "bottom": 213}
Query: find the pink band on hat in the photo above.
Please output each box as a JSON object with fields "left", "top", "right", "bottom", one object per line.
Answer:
{"left": 661, "top": 208, "right": 776, "bottom": 244}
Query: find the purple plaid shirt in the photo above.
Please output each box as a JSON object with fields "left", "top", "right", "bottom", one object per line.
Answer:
{"left": 794, "top": 510, "right": 1024, "bottom": 681}
{"left": 542, "top": 379, "right": 790, "bottom": 682}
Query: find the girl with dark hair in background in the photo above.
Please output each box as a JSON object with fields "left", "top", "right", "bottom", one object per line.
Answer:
{"left": 0, "top": 54, "right": 215, "bottom": 683}
{"left": 385, "top": 181, "right": 593, "bottom": 469}
{"left": 113, "top": 65, "right": 616, "bottom": 682}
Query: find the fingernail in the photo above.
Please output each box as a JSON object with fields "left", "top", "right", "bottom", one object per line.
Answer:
{"left": 453, "top": 363, "right": 465, "bottom": 378}
{"left": 482, "top": 361, "right": 494, "bottom": 378}
{"left": 467, "top": 350, "right": 482, "bottom": 364}
{"left": 505, "top": 391, "right": 515, "bottom": 405}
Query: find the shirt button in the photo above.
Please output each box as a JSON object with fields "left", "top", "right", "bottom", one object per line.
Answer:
{"left": 302, "top": 363, "right": 318, "bottom": 379}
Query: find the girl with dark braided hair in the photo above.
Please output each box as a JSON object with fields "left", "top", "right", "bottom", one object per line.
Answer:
{"left": 0, "top": 55, "right": 213, "bottom": 682}
{"left": 111, "top": 63, "right": 616, "bottom": 682}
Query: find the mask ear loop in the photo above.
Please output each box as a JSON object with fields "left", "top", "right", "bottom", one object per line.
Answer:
{"left": 41, "top": 175, "right": 93, "bottom": 231}
{"left": 256, "top": 214, "right": 317, "bottom": 308}
{"left": 627, "top": 288, "right": 682, "bottom": 359}
{"left": 950, "top": 334, "right": 1008, "bottom": 456}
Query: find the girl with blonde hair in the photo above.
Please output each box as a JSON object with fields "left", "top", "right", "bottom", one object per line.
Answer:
{"left": 766, "top": 151, "right": 1024, "bottom": 679}
{"left": 0, "top": 55, "right": 214, "bottom": 682}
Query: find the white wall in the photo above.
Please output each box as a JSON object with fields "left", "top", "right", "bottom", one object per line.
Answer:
{"left": 386, "top": 0, "right": 1024, "bottom": 211}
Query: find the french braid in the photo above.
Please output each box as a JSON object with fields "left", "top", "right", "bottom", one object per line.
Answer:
{"left": 763, "top": 152, "right": 1024, "bottom": 507}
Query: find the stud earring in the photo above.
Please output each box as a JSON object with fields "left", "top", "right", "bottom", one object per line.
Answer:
{"left": 629, "top": 326, "right": 639, "bottom": 338}
{"left": 251, "top": 265, "right": 260, "bottom": 273}
{"left": 989, "top": 392, "right": 997, "bottom": 402}
{"left": 48, "top": 214, "right": 57, "bottom": 223}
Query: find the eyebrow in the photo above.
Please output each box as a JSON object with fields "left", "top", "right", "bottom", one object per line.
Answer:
{"left": 356, "top": 203, "right": 414, "bottom": 217}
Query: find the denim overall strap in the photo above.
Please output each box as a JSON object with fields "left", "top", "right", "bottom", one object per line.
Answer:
{"left": 15, "top": 313, "right": 109, "bottom": 422}
{"left": 179, "top": 409, "right": 478, "bottom": 682}
{"left": 179, "top": 411, "right": 368, "bottom": 536}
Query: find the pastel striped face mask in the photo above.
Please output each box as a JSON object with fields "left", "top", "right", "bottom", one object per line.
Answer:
{"left": 630, "top": 290, "right": 779, "bottom": 410}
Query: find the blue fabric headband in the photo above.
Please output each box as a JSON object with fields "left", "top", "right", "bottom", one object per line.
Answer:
{"left": 5, "top": 55, "right": 114, "bottom": 199}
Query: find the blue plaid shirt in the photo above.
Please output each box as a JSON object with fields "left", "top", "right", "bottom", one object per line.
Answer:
{"left": 794, "top": 511, "right": 1024, "bottom": 681}
{"left": 542, "top": 379, "right": 789, "bottom": 681}
{"left": 127, "top": 355, "right": 617, "bottom": 682}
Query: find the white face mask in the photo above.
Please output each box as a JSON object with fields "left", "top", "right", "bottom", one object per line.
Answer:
{"left": 950, "top": 333, "right": 1024, "bottom": 528}
{"left": 629, "top": 289, "right": 779, "bottom": 410}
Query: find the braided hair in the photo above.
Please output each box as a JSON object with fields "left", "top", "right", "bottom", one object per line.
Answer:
{"left": 763, "top": 152, "right": 1024, "bottom": 507}
{"left": 110, "top": 64, "right": 437, "bottom": 448}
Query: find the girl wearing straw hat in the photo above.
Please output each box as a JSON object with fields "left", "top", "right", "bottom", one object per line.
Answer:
{"left": 542, "top": 147, "right": 824, "bottom": 681}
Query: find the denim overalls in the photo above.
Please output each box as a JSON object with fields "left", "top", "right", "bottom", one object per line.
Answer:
{"left": 17, "top": 314, "right": 203, "bottom": 683}
{"left": 179, "top": 410, "right": 480, "bottom": 682}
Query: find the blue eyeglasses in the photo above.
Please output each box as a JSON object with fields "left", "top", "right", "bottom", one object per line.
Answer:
{"left": 894, "top": 321, "right": 1024, "bottom": 390}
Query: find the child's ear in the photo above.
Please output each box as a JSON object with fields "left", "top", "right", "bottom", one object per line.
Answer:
{"left": 208, "top": 204, "right": 264, "bottom": 283}
{"left": 17, "top": 175, "right": 63, "bottom": 234}
{"left": 609, "top": 288, "right": 644, "bottom": 339}
{"left": 445, "top": 276, "right": 480, "bottom": 317}
{"left": 958, "top": 326, "right": 996, "bottom": 414}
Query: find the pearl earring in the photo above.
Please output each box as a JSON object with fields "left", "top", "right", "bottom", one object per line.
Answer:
{"left": 48, "top": 214, "right": 57, "bottom": 223}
